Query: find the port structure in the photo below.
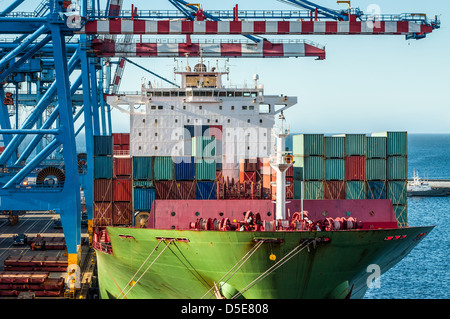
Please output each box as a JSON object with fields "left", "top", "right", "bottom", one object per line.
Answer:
{"left": 0, "top": 0, "right": 440, "bottom": 267}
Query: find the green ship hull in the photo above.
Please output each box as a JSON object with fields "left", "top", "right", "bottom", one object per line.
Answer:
{"left": 96, "top": 225, "right": 433, "bottom": 299}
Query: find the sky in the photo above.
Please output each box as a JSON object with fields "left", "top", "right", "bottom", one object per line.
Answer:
{"left": 8, "top": 0, "right": 450, "bottom": 134}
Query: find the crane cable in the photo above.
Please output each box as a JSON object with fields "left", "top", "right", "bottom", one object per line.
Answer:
{"left": 231, "top": 239, "right": 315, "bottom": 299}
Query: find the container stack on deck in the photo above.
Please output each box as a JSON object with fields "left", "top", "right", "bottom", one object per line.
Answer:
{"left": 291, "top": 132, "right": 408, "bottom": 227}
{"left": 93, "top": 135, "right": 113, "bottom": 227}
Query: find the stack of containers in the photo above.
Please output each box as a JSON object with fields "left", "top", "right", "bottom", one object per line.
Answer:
{"left": 324, "top": 136, "right": 345, "bottom": 199}
{"left": 344, "top": 134, "right": 367, "bottom": 200}
{"left": 112, "top": 134, "right": 132, "bottom": 226}
{"left": 193, "top": 136, "right": 217, "bottom": 200}
{"left": 292, "top": 134, "right": 324, "bottom": 200}
{"left": 153, "top": 156, "right": 176, "bottom": 200}
{"left": 174, "top": 156, "right": 196, "bottom": 200}
{"left": 132, "top": 156, "right": 155, "bottom": 214}
{"left": 366, "top": 135, "right": 387, "bottom": 202}
{"left": 93, "top": 135, "right": 113, "bottom": 227}
{"left": 372, "top": 132, "right": 408, "bottom": 227}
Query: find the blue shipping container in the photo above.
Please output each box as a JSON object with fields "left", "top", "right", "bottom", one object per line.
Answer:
{"left": 133, "top": 188, "right": 155, "bottom": 211}
{"left": 174, "top": 156, "right": 195, "bottom": 180}
{"left": 196, "top": 181, "right": 217, "bottom": 200}
{"left": 94, "top": 135, "right": 113, "bottom": 156}
{"left": 367, "top": 181, "right": 386, "bottom": 199}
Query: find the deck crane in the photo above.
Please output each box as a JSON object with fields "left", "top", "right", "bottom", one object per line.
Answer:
{"left": 0, "top": 0, "right": 440, "bottom": 269}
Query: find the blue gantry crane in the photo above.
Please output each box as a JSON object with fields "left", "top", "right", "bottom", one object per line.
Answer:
{"left": 0, "top": 0, "right": 440, "bottom": 268}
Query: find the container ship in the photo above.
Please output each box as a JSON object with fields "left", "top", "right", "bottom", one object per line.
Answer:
{"left": 92, "top": 59, "right": 434, "bottom": 299}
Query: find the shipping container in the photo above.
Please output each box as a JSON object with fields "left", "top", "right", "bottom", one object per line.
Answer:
{"left": 325, "top": 136, "right": 344, "bottom": 158}
{"left": 324, "top": 181, "right": 345, "bottom": 199}
{"left": 345, "top": 181, "right": 366, "bottom": 200}
{"left": 325, "top": 159, "right": 344, "bottom": 180}
{"left": 173, "top": 181, "right": 196, "bottom": 200}
{"left": 367, "top": 181, "right": 387, "bottom": 199}
{"left": 192, "top": 136, "right": 216, "bottom": 158}
{"left": 133, "top": 188, "right": 155, "bottom": 211}
{"left": 345, "top": 156, "right": 366, "bottom": 181}
{"left": 154, "top": 180, "right": 176, "bottom": 200}
{"left": 93, "top": 202, "right": 112, "bottom": 226}
{"left": 303, "top": 156, "right": 324, "bottom": 180}
{"left": 345, "top": 134, "right": 366, "bottom": 156}
{"left": 112, "top": 179, "right": 132, "bottom": 201}
{"left": 94, "top": 156, "right": 113, "bottom": 179}
{"left": 196, "top": 159, "right": 216, "bottom": 181}
{"left": 112, "top": 202, "right": 133, "bottom": 225}
{"left": 113, "top": 156, "right": 132, "bottom": 178}
{"left": 387, "top": 181, "right": 407, "bottom": 205}
{"left": 366, "top": 158, "right": 386, "bottom": 180}
{"left": 133, "top": 156, "right": 153, "bottom": 180}
{"left": 240, "top": 171, "right": 257, "bottom": 183}
{"left": 387, "top": 156, "right": 407, "bottom": 180}
{"left": 153, "top": 156, "right": 174, "bottom": 180}
{"left": 174, "top": 156, "right": 195, "bottom": 180}
{"left": 94, "top": 179, "right": 112, "bottom": 202}
{"left": 94, "top": 135, "right": 113, "bottom": 156}
{"left": 133, "top": 180, "right": 153, "bottom": 188}
{"left": 393, "top": 204, "right": 408, "bottom": 227}
{"left": 372, "top": 132, "right": 407, "bottom": 156}
{"left": 303, "top": 181, "right": 324, "bottom": 200}
{"left": 196, "top": 181, "right": 217, "bottom": 200}
{"left": 112, "top": 133, "right": 130, "bottom": 146}
{"left": 366, "top": 137, "right": 386, "bottom": 159}
{"left": 292, "top": 134, "right": 324, "bottom": 156}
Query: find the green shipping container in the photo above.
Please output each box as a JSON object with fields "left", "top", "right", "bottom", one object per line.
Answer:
{"left": 325, "top": 136, "right": 345, "bottom": 158}
{"left": 293, "top": 180, "right": 303, "bottom": 199}
{"left": 388, "top": 181, "right": 407, "bottom": 205}
{"left": 345, "top": 134, "right": 366, "bottom": 156}
{"left": 325, "top": 159, "right": 345, "bottom": 180}
{"left": 393, "top": 204, "right": 408, "bottom": 228}
{"left": 196, "top": 159, "right": 216, "bottom": 181}
{"left": 304, "top": 156, "right": 324, "bottom": 180}
{"left": 153, "top": 156, "right": 174, "bottom": 180}
{"left": 345, "top": 181, "right": 366, "bottom": 200}
{"left": 366, "top": 137, "right": 386, "bottom": 158}
{"left": 366, "top": 158, "right": 386, "bottom": 180}
{"left": 387, "top": 156, "right": 407, "bottom": 180}
{"left": 293, "top": 156, "right": 304, "bottom": 180}
{"left": 192, "top": 136, "right": 216, "bottom": 158}
{"left": 303, "top": 181, "right": 324, "bottom": 200}
{"left": 293, "top": 134, "right": 324, "bottom": 156}
{"left": 372, "top": 132, "right": 407, "bottom": 156}
{"left": 133, "top": 157, "right": 153, "bottom": 180}
{"left": 94, "top": 156, "right": 113, "bottom": 179}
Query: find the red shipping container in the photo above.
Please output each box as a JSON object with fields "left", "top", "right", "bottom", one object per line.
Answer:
{"left": 324, "top": 181, "right": 345, "bottom": 199}
{"left": 239, "top": 171, "right": 256, "bottom": 183}
{"left": 286, "top": 165, "right": 293, "bottom": 177}
{"left": 93, "top": 202, "right": 113, "bottom": 226}
{"left": 112, "top": 179, "right": 132, "bottom": 201}
{"left": 112, "top": 133, "right": 130, "bottom": 146}
{"left": 345, "top": 156, "right": 366, "bottom": 181}
{"left": 112, "top": 202, "right": 133, "bottom": 225}
{"left": 113, "top": 156, "right": 132, "bottom": 177}
{"left": 173, "top": 181, "right": 196, "bottom": 200}
{"left": 155, "top": 180, "right": 176, "bottom": 200}
{"left": 94, "top": 179, "right": 112, "bottom": 202}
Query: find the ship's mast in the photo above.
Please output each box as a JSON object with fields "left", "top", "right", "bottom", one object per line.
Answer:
{"left": 270, "top": 112, "right": 293, "bottom": 221}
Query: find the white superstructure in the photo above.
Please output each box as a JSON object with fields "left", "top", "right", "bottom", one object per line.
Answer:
{"left": 107, "top": 58, "right": 297, "bottom": 179}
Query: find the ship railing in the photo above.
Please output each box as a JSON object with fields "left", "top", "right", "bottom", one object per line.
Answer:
{"left": 113, "top": 150, "right": 130, "bottom": 156}
{"left": 93, "top": 241, "right": 113, "bottom": 254}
